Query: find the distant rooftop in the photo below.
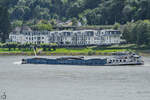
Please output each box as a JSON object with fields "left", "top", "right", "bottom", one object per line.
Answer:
{"left": 21, "top": 26, "right": 32, "bottom": 32}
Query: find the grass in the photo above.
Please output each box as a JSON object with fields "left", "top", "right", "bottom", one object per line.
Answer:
{"left": 1, "top": 44, "right": 145, "bottom": 55}
{"left": 0, "top": 48, "right": 33, "bottom": 53}
{"left": 80, "top": 25, "right": 114, "bottom": 29}
{"left": 48, "top": 48, "right": 128, "bottom": 53}
{"left": 42, "top": 47, "right": 130, "bottom": 56}
{"left": 50, "top": 48, "right": 91, "bottom": 53}
{"left": 0, "top": 47, "right": 130, "bottom": 55}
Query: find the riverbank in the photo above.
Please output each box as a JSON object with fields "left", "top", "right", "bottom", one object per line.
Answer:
{"left": 0, "top": 51, "right": 149, "bottom": 56}
{"left": 0, "top": 44, "right": 149, "bottom": 56}
{"left": 0, "top": 48, "right": 129, "bottom": 56}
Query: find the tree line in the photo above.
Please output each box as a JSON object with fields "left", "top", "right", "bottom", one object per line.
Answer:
{"left": 0, "top": 4, "right": 11, "bottom": 43}
{"left": 0, "top": 0, "right": 150, "bottom": 46}
{"left": 1, "top": 0, "right": 149, "bottom": 26}
{"left": 122, "top": 20, "right": 150, "bottom": 46}
{"left": 0, "top": 43, "right": 88, "bottom": 51}
{"left": 0, "top": 43, "right": 56, "bottom": 51}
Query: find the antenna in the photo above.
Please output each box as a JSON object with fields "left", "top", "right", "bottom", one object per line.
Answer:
{"left": 31, "top": 45, "right": 37, "bottom": 57}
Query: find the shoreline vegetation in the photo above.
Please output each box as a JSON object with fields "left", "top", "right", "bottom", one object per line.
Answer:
{"left": 0, "top": 44, "right": 150, "bottom": 56}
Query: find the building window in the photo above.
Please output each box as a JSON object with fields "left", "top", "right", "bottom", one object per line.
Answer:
{"left": 37, "top": 37, "right": 41, "bottom": 40}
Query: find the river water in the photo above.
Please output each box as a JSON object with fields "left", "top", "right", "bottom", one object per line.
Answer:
{"left": 0, "top": 56, "right": 150, "bottom": 100}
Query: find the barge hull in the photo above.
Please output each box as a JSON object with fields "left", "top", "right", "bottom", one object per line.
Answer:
{"left": 22, "top": 58, "right": 107, "bottom": 66}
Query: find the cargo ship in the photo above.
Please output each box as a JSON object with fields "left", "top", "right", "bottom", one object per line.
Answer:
{"left": 22, "top": 52, "right": 144, "bottom": 66}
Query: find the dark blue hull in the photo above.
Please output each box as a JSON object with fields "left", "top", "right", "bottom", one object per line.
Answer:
{"left": 23, "top": 57, "right": 107, "bottom": 66}
{"left": 22, "top": 53, "right": 144, "bottom": 66}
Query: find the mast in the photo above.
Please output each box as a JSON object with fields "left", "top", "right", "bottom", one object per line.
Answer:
{"left": 32, "top": 46, "right": 37, "bottom": 57}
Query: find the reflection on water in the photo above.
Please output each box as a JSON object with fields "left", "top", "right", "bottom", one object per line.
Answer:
{"left": 0, "top": 56, "right": 150, "bottom": 100}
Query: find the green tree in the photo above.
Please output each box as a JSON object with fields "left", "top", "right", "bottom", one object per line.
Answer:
{"left": 72, "top": 17, "right": 78, "bottom": 26}
{"left": 0, "top": 6, "right": 11, "bottom": 42}
{"left": 113, "top": 23, "right": 120, "bottom": 30}
{"left": 122, "top": 20, "right": 150, "bottom": 45}
{"left": 1, "top": 0, "right": 150, "bottom": 26}
{"left": 12, "top": 20, "right": 23, "bottom": 28}
{"left": 32, "top": 23, "right": 53, "bottom": 31}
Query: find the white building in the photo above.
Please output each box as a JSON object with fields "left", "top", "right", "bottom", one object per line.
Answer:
{"left": 100, "top": 29, "right": 121, "bottom": 45}
{"left": 9, "top": 27, "right": 121, "bottom": 46}
{"left": 9, "top": 26, "right": 49, "bottom": 44}
{"left": 9, "top": 27, "right": 23, "bottom": 43}
{"left": 72, "top": 30, "right": 96, "bottom": 45}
